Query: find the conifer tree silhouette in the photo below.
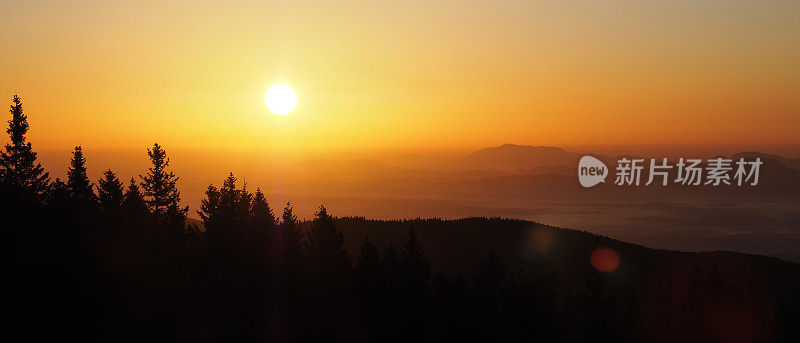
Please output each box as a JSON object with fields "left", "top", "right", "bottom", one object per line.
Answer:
{"left": 0, "top": 94, "right": 49, "bottom": 199}
{"left": 400, "top": 227, "right": 431, "bottom": 294}
{"left": 515, "top": 251, "right": 559, "bottom": 337}
{"left": 140, "top": 143, "right": 187, "bottom": 228}
{"left": 355, "top": 236, "right": 386, "bottom": 339}
{"left": 198, "top": 173, "right": 250, "bottom": 243}
{"left": 250, "top": 188, "right": 275, "bottom": 230}
{"left": 356, "top": 236, "right": 382, "bottom": 292}
{"left": 67, "top": 146, "right": 96, "bottom": 204}
{"left": 273, "top": 202, "right": 304, "bottom": 316}
{"left": 247, "top": 188, "right": 275, "bottom": 269}
{"left": 381, "top": 242, "right": 402, "bottom": 286}
{"left": 306, "top": 206, "right": 351, "bottom": 287}
{"left": 122, "top": 178, "right": 148, "bottom": 226}
{"left": 381, "top": 241, "right": 403, "bottom": 312}
{"left": 474, "top": 249, "right": 506, "bottom": 299}
{"left": 397, "top": 227, "right": 432, "bottom": 340}
{"left": 276, "top": 202, "right": 304, "bottom": 276}
{"left": 164, "top": 202, "right": 189, "bottom": 233}
{"left": 45, "top": 178, "right": 71, "bottom": 208}
{"left": 280, "top": 202, "right": 299, "bottom": 233}
{"left": 97, "top": 169, "right": 124, "bottom": 226}
{"left": 472, "top": 250, "right": 510, "bottom": 341}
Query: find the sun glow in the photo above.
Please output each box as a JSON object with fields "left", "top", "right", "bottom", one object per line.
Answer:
{"left": 264, "top": 84, "right": 298, "bottom": 116}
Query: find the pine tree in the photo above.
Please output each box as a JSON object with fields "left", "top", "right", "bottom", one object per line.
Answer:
{"left": 356, "top": 237, "right": 382, "bottom": 291}
{"left": 250, "top": 188, "right": 275, "bottom": 230}
{"left": 307, "top": 206, "right": 347, "bottom": 260}
{"left": 122, "top": 178, "right": 149, "bottom": 227}
{"left": 45, "top": 178, "right": 71, "bottom": 208}
{"left": 67, "top": 146, "right": 96, "bottom": 204}
{"left": 97, "top": 169, "right": 124, "bottom": 225}
{"left": 139, "top": 143, "right": 187, "bottom": 228}
{"left": 358, "top": 237, "right": 381, "bottom": 274}
{"left": 239, "top": 181, "right": 253, "bottom": 220}
{"left": 355, "top": 236, "right": 385, "bottom": 336}
{"left": 123, "top": 178, "right": 147, "bottom": 213}
{"left": 474, "top": 249, "right": 506, "bottom": 299}
{"left": 516, "top": 252, "right": 558, "bottom": 308}
{"left": 512, "top": 253, "right": 559, "bottom": 342}
{"left": 197, "top": 173, "right": 250, "bottom": 242}
{"left": 473, "top": 250, "right": 510, "bottom": 340}
{"left": 0, "top": 94, "right": 49, "bottom": 199}
{"left": 198, "top": 184, "right": 221, "bottom": 235}
{"left": 382, "top": 242, "right": 402, "bottom": 285}
{"left": 307, "top": 206, "right": 351, "bottom": 283}
{"left": 400, "top": 227, "right": 431, "bottom": 293}
{"left": 279, "top": 202, "right": 301, "bottom": 243}
{"left": 164, "top": 202, "right": 189, "bottom": 234}
{"left": 396, "top": 228, "right": 432, "bottom": 341}
{"left": 246, "top": 188, "right": 275, "bottom": 261}
{"left": 98, "top": 170, "right": 124, "bottom": 208}
{"left": 278, "top": 202, "right": 304, "bottom": 267}
{"left": 380, "top": 241, "right": 404, "bottom": 337}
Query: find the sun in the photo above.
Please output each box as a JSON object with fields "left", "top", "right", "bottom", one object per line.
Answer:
{"left": 264, "top": 83, "right": 297, "bottom": 116}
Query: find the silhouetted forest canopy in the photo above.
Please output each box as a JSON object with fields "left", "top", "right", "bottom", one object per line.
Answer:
{"left": 4, "top": 95, "right": 800, "bottom": 342}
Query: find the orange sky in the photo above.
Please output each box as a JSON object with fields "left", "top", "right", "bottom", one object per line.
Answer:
{"left": 2, "top": 0, "right": 799, "bottom": 156}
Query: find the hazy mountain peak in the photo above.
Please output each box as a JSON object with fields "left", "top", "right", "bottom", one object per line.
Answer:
{"left": 462, "top": 144, "right": 580, "bottom": 171}
{"left": 496, "top": 144, "right": 566, "bottom": 151}
{"left": 731, "top": 151, "right": 800, "bottom": 170}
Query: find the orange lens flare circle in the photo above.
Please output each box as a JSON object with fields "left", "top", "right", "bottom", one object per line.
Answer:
{"left": 590, "top": 246, "right": 620, "bottom": 273}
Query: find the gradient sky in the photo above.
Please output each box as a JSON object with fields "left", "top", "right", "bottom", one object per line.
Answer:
{"left": 2, "top": 0, "right": 799, "bottom": 155}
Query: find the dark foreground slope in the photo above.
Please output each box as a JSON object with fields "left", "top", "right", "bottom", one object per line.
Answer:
{"left": 7, "top": 198, "right": 800, "bottom": 342}
{"left": 332, "top": 217, "right": 799, "bottom": 283}
{"left": 326, "top": 217, "right": 800, "bottom": 342}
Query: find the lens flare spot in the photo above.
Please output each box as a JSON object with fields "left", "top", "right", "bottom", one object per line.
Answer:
{"left": 590, "top": 246, "right": 620, "bottom": 273}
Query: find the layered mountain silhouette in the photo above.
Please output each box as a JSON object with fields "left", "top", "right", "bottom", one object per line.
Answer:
{"left": 460, "top": 144, "right": 800, "bottom": 175}
{"left": 445, "top": 145, "right": 800, "bottom": 198}
{"left": 225, "top": 145, "right": 798, "bottom": 260}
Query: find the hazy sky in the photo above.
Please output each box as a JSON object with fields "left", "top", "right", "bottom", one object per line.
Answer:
{"left": 2, "top": 0, "right": 799, "bottom": 155}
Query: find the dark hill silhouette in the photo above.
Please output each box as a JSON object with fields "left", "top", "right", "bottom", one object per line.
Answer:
{"left": 326, "top": 217, "right": 800, "bottom": 342}
{"left": 326, "top": 216, "right": 800, "bottom": 284}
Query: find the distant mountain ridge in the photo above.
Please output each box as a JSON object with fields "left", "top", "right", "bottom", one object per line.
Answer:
{"left": 461, "top": 144, "right": 800, "bottom": 173}
{"left": 461, "top": 144, "right": 589, "bottom": 171}
{"left": 733, "top": 151, "right": 800, "bottom": 171}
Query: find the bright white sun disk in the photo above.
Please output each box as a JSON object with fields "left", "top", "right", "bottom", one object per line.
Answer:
{"left": 265, "top": 84, "right": 297, "bottom": 116}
